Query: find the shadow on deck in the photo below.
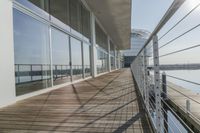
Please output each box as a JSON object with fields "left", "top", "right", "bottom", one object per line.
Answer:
{"left": 0, "top": 69, "right": 152, "bottom": 133}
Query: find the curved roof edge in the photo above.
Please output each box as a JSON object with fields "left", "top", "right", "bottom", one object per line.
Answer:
{"left": 131, "top": 29, "right": 151, "bottom": 39}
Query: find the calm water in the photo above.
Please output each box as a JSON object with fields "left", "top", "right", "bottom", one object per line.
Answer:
{"left": 162, "top": 70, "right": 200, "bottom": 93}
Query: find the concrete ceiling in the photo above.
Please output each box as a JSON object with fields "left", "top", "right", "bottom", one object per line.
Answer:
{"left": 85, "top": 0, "right": 131, "bottom": 50}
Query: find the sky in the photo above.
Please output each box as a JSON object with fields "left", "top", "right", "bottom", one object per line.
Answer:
{"left": 131, "top": 0, "right": 173, "bottom": 32}
{"left": 131, "top": 0, "right": 200, "bottom": 65}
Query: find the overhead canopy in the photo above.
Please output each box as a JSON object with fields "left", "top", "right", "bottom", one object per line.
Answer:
{"left": 85, "top": 0, "right": 131, "bottom": 49}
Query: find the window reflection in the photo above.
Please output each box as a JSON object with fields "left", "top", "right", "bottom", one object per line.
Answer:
{"left": 70, "top": 0, "right": 81, "bottom": 32}
{"left": 13, "top": 9, "right": 51, "bottom": 96}
{"left": 111, "top": 56, "right": 115, "bottom": 70}
{"left": 95, "top": 22, "right": 108, "bottom": 51}
{"left": 83, "top": 43, "right": 91, "bottom": 77}
{"left": 28, "top": 0, "right": 49, "bottom": 11}
{"left": 97, "top": 49, "right": 108, "bottom": 74}
{"left": 49, "top": 0, "right": 70, "bottom": 25}
{"left": 71, "top": 37, "right": 83, "bottom": 80}
{"left": 51, "top": 28, "right": 71, "bottom": 85}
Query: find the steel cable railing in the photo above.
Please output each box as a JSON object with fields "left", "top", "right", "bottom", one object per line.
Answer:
{"left": 148, "top": 90, "right": 187, "bottom": 133}
{"left": 130, "top": 0, "right": 200, "bottom": 132}
{"left": 159, "top": 23, "right": 200, "bottom": 49}
{"left": 160, "top": 88, "right": 200, "bottom": 123}
{"left": 166, "top": 74, "right": 200, "bottom": 86}
{"left": 159, "top": 44, "right": 200, "bottom": 58}
{"left": 145, "top": 0, "right": 200, "bottom": 54}
{"left": 158, "top": 2, "right": 200, "bottom": 41}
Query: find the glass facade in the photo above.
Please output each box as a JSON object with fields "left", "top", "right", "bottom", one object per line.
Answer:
{"left": 111, "top": 56, "right": 115, "bottom": 70}
{"left": 71, "top": 37, "right": 83, "bottom": 80}
{"left": 97, "top": 49, "right": 108, "bottom": 74}
{"left": 69, "top": 0, "right": 81, "bottom": 32}
{"left": 49, "top": 0, "right": 70, "bottom": 25}
{"left": 51, "top": 28, "right": 71, "bottom": 85}
{"left": 81, "top": 5, "right": 91, "bottom": 41}
{"left": 95, "top": 22, "right": 108, "bottom": 51}
{"left": 14, "top": 9, "right": 51, "bottom": 96}
{"left": 18, "top": 0, "right": 91, "bottom": 41}
{"left": 83, "top": 43, "right": 91, "bottom": 77}
{"left": 13, "top": 0, "right": 119, "bottom": 96}
{"left": 28, "top": 0, "right": 49, "bottom": 12}
{"left": 110, "top": 41, "right": 115, "bottom": 70}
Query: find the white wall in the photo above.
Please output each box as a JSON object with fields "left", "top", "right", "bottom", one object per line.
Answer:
{"left": 0, "top": 0, "right": 16, "bottom": 107}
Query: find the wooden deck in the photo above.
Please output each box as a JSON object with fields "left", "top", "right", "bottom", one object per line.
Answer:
{"left": 0, "top": 69, "right": 152, "bottom": 133}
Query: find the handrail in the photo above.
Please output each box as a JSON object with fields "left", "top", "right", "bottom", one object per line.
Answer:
{"left": 136, "top": 0, "right": 186, "bottom": 56}
{"left": 129, "top": 0, "right": 200, "bottom": 132}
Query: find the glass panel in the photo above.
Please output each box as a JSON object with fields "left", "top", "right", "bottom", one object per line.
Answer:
{"left": 95, "top": 22, "right": 108, "bottom": 51}
{"left": 97, "top": 49, "right": 108, "bottom": 74}
{"left": 71, "top": 37, "right": 83, "bottom": 80}
{"left": 83, "top": 43, "right": 91, "bottom": 77}
{"left": 13, "top": 9, "right": 51, "bottom": 96}
{"left": 110, "top": 41, "right": 115, "bottom": 56}
{"left": 69, "top": 0, "right": 81, "bottom": 32}
{"left": 49, "top": 0, "right": 70, "bottom": 25}
{"left": 111, "top": 56, "right": 115, "bottom": 70}
{"left": 51, "top": 28, "right": 71, "bottom": 85}
{"left": 81, "top": 5, "right": 91, "bottom": 41}
{"left": 28, "top": 0, "right": 49, "bottom": 11}
{"left": 15, "top": 0, "right": 49, "bottom": 19}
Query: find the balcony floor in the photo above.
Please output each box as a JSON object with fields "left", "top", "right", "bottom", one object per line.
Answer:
{"left": 0, "top": 69, "right": 152, "bottom": 133}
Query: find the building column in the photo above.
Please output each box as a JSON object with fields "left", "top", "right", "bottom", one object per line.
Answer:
{"left": 107, "top": 37, "right": 111, "bottom": 72}
{"left": 0, "top": 0, "right": 16, "bottom": 107}
{"left": 90, "top": 13, "right": 97, "bottom": 77}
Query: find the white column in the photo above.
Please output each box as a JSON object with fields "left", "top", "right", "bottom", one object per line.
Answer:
{"left": 0, "top": 0, "right": 16, "bottom": 107}
{"left": 90, "top": 13, "right": 97, "bottom": 77}
{"left": 107, "top": 37, "right": 111, "bottom": 72}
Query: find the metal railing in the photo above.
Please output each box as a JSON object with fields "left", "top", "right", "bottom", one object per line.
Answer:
{"left": 130, "top": 0, "right": 200, "bottom": 132}
{"left": 15, "top": 64, "right": 91, "bottom": 84}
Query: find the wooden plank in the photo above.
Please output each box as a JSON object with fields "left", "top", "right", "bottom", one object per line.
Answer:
{"left": 0, "top": 69, "right": 152, "bottom": 133}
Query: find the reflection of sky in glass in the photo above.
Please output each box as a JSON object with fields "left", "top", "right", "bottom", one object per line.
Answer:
{"left": 71, "top": 37, "right": 82, "bottom": 66}
{"left": 14, "top": 9, "right": 50, "bottom": 65}
{"left": 83, "top": 43, "right": 90, "bottom": 66}
{"left": 52, "top": 28, "right": 70, "bottom": 65}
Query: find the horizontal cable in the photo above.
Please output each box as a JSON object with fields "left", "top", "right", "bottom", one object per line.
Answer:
{"left": 161, "top": 107, "right": 182, "bottom": 133}
{"left": 166, "top": 74, "right": 200, "bottom": 86}
{"left": 160, "top": 88, "right": 200, "bottom": 123}
{"left": 159, "top": 44, "right": 200, "bottom": 58}
{"left": 161, "top": 98, "right": 194, "bottom": 133}
{"left": 162, "top": 82, "right": 200, "bottom": 104}
{"left": 158, "top": 2, "right": 200, "bottom": 41}
{"left": 159, "top": 23, "right": 200, "bottom": 49}
{"left": 149, "top": 90, "right": 185, "bottom": 133}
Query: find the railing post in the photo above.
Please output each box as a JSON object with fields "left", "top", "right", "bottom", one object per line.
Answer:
{"left": 162, "top": 72, "right": 167, "bottom": 100}
{"left": 144, "top": 48, "right": 149, "bottom": 111}
{"left": 153, "top": 35, "right": 162, "bottom": 133}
